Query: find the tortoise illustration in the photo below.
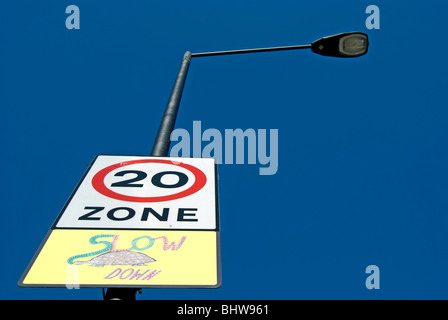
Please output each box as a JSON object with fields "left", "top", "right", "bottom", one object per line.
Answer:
{"left": 74, "top": 249, "right": 156, "bottom": 267}
{"left": 67, "top": 234, "right": 156, "bottom": 267}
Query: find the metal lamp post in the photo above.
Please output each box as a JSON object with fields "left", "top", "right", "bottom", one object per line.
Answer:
{"left": 104, "top": 31, "right": 369, "bottom": 300}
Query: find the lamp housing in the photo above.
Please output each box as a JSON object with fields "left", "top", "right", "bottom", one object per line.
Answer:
{"left": 311, "top": 32, "right": 369, "bottom": 58}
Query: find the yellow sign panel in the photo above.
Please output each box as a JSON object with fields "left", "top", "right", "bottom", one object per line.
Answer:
{"left": 20, "top": 229, "right": 220, "bottom": 288}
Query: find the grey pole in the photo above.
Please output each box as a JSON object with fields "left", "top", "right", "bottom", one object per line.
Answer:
{"left": 149, "top": 45, "right": 310, "bottom": 157}
{"left": 149, "top": 45, "right": 311, "bottom": 157}
{"left": 151, "top": 51, "right": 192, "bottom": 157}
{"left": 103, "top": 52, "right": 192, "bottom": 300}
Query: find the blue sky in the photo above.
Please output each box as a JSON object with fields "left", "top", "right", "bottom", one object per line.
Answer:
{"left": 2, "top": 0, "right": 448, "bottom": 299}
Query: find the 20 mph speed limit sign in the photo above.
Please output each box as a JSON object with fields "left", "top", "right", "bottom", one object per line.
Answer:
{"left": 19, "top": 155, "right": 221, "bottom": 288}
{"left": 54, "top": 155, "right": 218, "bottom": 230}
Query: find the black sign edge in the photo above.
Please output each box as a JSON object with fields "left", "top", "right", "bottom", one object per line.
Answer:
{"left": 17, "top": 229, "right": 53, "bottom": 288}
{"left": 51, "top": 155, "right": 100, "bottom": 229}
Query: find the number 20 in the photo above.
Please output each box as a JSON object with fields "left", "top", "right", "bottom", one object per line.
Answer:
{"left": 110, "top": 170, "right": 188, "bottom": 189}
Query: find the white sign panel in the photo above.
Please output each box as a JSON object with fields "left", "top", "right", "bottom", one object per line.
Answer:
{"left": 54, "top": 155, "right": 218, "bottom": 230}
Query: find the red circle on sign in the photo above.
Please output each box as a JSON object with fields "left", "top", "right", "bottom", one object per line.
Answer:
{"left": 91, "top": 159, "right": 207, "bottom": 202}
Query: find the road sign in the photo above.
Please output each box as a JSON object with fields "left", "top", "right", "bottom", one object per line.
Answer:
{"left": 55, "top": 155, "right": 218, "bottom": 230}
{"left": 18, "top": 155, "right": 221, "bottom": 288}
{"left": 20, "top": 229, "right": 219, "bottom": 287}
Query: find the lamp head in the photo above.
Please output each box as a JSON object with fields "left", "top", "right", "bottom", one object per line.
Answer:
{"left": 311, "top": 32, "right": 369, "bottom": 58}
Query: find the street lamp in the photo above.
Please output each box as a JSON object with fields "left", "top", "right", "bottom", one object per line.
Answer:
{"left": 150, "top": 31, "right": 369, "bottom": 157}
{"left": 104, "top": 31, "right": 369, "bottom": 300}
{"left": 311, "top": 32, "right": 369, "bottom": 57}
